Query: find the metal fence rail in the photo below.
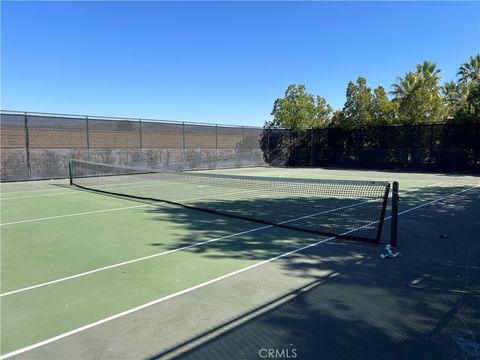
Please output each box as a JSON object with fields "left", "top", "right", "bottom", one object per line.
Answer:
{"left": 0, "top": 110, "right": 266, "bottom": 181}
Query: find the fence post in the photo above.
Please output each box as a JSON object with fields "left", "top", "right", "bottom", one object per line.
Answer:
{"left": 429, "top": 124, "right": 434, "bottom": 166}
{"left": 267, "top": 127, "right": 270, "bottom": 165}
{"left": 139, "top": 119, "right": 143, "bottom": 149}
{"left": 124, "top": 119, "right": 128, "bottom": 149}
{"left": 182, "top": 122, "right": 186, "bottom": 169}
{"left": 24, "top": 112, "right": 31, "bottom": 179}
{"left": 289, "top": 130, "right": 293, "bottom": 165}
{"left": 215, "top": 124, "right": 218, "bottom": 162}
{"left": 85, "top": 116, "right": 90, "bottom": 161}
{"left": 310, "top": 128, "right": 314, "bottom": 166}
{"left": 86, "top": 116, "right": 90, "bottom": 149}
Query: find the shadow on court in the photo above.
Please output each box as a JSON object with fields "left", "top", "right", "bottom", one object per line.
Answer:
{"left": 141, "top": 185, "right": 480, "bottom": 360}
{"left": 141, "top": 184, "right": 474, "bottom": 261}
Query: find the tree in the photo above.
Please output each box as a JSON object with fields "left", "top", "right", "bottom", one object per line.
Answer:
{"left": 268, "top": 84, "right": 332, "bottom": 130}
{"left": 311, "top": 96, "right": 333, "bottom": 128}
{"left": 416, "top": 60, "right": 442, "bottom": 87}
{"left": 442, "top": 81, "right": 461, "bottom": 118}
{"left": 391, "top": 72, "right": 418, "bottom": 101}
{"left": 455, "top": 81, "right": 480, "bottom": 123}
{"left": 330, "top": 109, "right": 344, "bottom": 127}
{"left": 390, "top": 61, "right": 444, "bottom": 123}
{"left": 457, "top": 54, "right": 480, "bottom": 85}
{"left": 342, "top": 77, "right": 374, "bottom": 128}
{"left": 372, "top": 86, "right": 398, "bottom": 125}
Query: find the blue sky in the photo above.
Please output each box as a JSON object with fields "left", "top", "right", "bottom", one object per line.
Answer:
{"left": 2, "top": 1, "right": 479, "bottom": 126}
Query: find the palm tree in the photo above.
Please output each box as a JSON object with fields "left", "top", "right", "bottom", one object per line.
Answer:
{"left": 391, "top": 61, "right": 442, "bottom": 100}
{"left": 390, "top": 71, "right": 418, "bottom": 101}
{"left": 457, "top": 54, "right": 480, "bottom": 84}
{"left": 415, "top": 60, "right": 442, "bottom": 93}
{"left": 457, "top": 82, "right": 470, "bottom": 103}
{"left": 391, "top": 62, "right": 445, "bottom": 123}
{"left": 416, "top": 60, "right": 441, "bottom": 82}
{"left": 442, "top": 81, "right": 459, "bottom": 105}
{"left": 442, "top": 81, "right": 460, "bottom": 118}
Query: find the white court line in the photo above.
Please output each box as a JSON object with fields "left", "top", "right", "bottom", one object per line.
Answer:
{"left": 0, "top": 186, "right": 69, "bottom": 195}
{"left": 400, "top": 181, "right": 443, "bottom": 194}
{"left": 1, "top": 192, "right": 77, "bottom": 200}
{"left": 2, "top": 184, "right": 478, "bottom": 360}
{"left": 0, "top": 205, "right": 150, "bottom": 226}
{"left": 76, "top": 180, "right": 163, "bottom": 191}
{"left": 0, "top": 185, "right": 478, "bottom": 359}
{"left": 1, "top": 180, "right": 177, "bottom": 200}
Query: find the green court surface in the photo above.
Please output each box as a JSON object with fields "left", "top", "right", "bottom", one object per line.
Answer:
{"left": 1, "top": 167, "right": 479, "bottom": 359}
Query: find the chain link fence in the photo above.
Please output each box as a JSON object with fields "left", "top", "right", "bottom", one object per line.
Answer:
{"left": 3, "top": 111, "right": 478, "bottom": 181}
{"left": 0, "top": 111, "right": 266, "bottom": 181}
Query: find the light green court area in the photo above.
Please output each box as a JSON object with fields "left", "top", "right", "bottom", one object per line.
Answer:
{"left": 1, "top": 168, "right": 478, "bottom": 356}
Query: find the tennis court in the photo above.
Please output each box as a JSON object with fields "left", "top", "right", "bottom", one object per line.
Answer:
{"left": 1, "top": 166, "right": 479, "bottom": 359}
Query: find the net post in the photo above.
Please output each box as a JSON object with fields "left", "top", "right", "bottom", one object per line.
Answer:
{"left": 390, "top": 181, "right": 399, "bottom": 248}
{"left": 375, "top": 182, "right": 390, "bottom": 244}
{"left": 68, "top": 159, "right": 73, "bottom": 185}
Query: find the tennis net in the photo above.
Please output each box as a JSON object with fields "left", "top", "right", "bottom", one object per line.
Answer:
{"left": 69, "top": 159, "right": 392, "bottom": 244}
